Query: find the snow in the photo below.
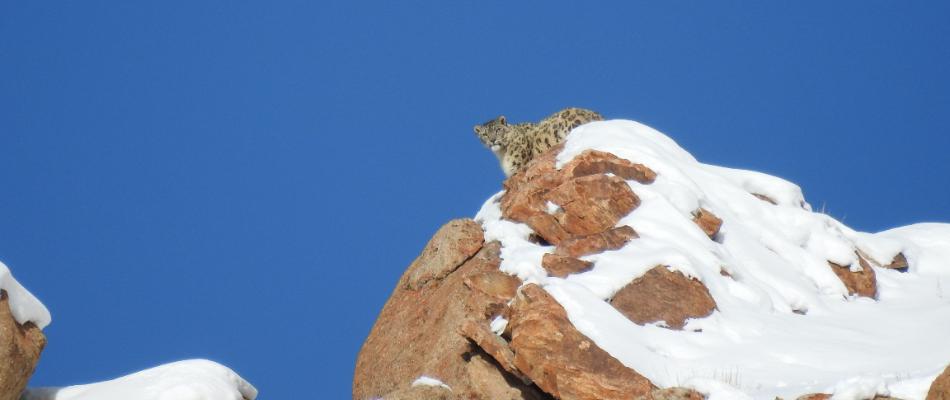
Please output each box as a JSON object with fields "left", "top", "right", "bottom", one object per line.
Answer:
{"left": 23, "top": 360, "right": 257, "bottom": 400}
{"left": 0, "top": 260, "right": 51, "bottom": 329}
{"left": 474, "top": 119, "right": 950, "bottom": 400}
{"left": 412, "top": 376, "right": 452, "bottom": 391}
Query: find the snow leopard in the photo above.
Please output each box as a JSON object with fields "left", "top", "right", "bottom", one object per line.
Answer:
{"left": 474, "top": 107, "right": 604, "bottom": 176}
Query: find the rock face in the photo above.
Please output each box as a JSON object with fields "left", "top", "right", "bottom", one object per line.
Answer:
{"left": 827, "top": 251, "right": 878, "bottom": 298}
{"left": 0, "top": 290, "right": 46, "bottom": 400}
{"left": 609, "top": 266, "right": 717, "bottom": 330}
{"left": 508, "top": 284, "right": 655, "bottom": 400}
{"left": 929, "top": 364, "right": 950, "bottom": 400}
{"left": 354, "top": 219, "right": 548, "bottom": 400}
{"left": 499, "top": 145, "right": 654, "bottom": 245}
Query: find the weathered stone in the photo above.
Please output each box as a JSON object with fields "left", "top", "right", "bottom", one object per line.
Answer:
{"left": 402, "top": 219, "right": 484, "bottom": 290}
{"left": 555, "top": 225, "right": 638, "bottom": 258}
{"left": 828, "top": 252, "right": 877, "bottom": 299}
{"left": 355, "top": 220, "right": 546, "bottom": 400}
{"left": 500, "top": 145, "right": 649, "bottom": 246}
{"left": 548, "top": 174, "right": 639, "bottom": 237}
{"left": 884, "top": 252, "right": 909, "bottom": 270}
{"left": 508, "top": 284, "right": 655, "bottom": 399}
{"left": 0, "top": 290, "right": 46, "bottom": 400}
{"left": 796, "top": 394, "right": 830, "bottom": 400}
{"left": 634, "top": 387, "right": 705, "bottom": 400}
{"left": 692, "top": 208, "right": 722, "bottom": 239}
{"left": 562, "top": 150, "right": 657, "bottom": 183}
{"left": 458, "top": 320, "right": 525, "bottom": 382}
{"left": 929, "top": 364, "right": 950, "bottom": 400}
{"left": 541, "top": 254, "right": 594, "bottom": 278}
{"left": 610, "top": 266, "right": 717, "bottom": 330}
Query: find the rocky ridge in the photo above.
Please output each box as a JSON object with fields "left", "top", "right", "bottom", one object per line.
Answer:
{"left": 354, "top": 119, "right": 950, "bottom": 399}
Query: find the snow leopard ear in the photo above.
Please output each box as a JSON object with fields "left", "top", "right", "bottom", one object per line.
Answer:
{"left": 498, "top": 116, "right": 507, "bottom": 125}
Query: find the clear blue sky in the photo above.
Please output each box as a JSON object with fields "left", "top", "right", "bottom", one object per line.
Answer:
{"left": 1, "top": 2, "right": 948, "bottom": 398}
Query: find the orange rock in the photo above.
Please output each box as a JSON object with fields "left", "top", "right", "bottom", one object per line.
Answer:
{"left": 500, "top": 145, "right": 651, "bottom": 245}
{"left": 796, "top": 395, "right": 830, "bottom": 400}
{"left": 692, "top": 208, "right": 722, "bottom": 239}
{"left": 354, "top": 220, "right": 546, "bottom": 400}
{"left": 562, "top": 149, "right": 657, "bottom": 183}
{"left": 635, "top": 387, "right": 706, "bottom": 400}
{"left": 555, "top": 225, "right": 638, "bottom": 258}
{"left": 0, "top": 290, "right": 46, "bottom": 400}
{"left": 828, "top": 252, "right": 877, "bottom": 298}
{"left": 541, "top": 254, "right": 594, "bottom": 278}
{"left": 508, "top": 284, "right": 655, "bottom": 399}
{"left": 929, "top": 364, "right": 950, "bottom": 400}
{"left": 884, "top": 252, "right": 909, "bottom": 270}
{"left": 610, "top": 266, "right": 717, "bottom": 330}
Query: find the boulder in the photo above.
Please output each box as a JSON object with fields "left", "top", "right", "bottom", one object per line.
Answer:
{"left": 929, "top": 364, "right": 950, "bottom": 400}
{"left": 541, "top": 254, "right": 593, "bottom": 278}
{"left": 0, "top": 290, "right": 46, "bottom": 400}
{"left": 554, "top": 225, "right": 638, "bottom": 258}
{"left": 507, "top": 284, "right": 655, "bottom": 400}
{"left": 610, "top": 266, "right": 717, "bottom": 330}
{"left": 691, "top": 208, "right": 722, "bottom": 239}
{"left": 354, "top": 219, "right": 547, "bottom": 400}
{"left": 827, "top": 252, "right": 877, "bottom": 299}
{"left": 634, "top": 387, "right": 705, "bottom": 400}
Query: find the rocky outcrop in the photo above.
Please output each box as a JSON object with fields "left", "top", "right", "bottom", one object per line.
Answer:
{"left": 828, "top": 251, "right": 878, "bottom": 298}
{"left": 0, "top": 290, "right": 46, "bottom": 400}
{"left": 499, "top": 145, "right": 654, "bottom": 245}
{"left": 354, "top": 219, "right": 548, "bottom": 400}
{"left": 691, "top": 208, "right": 722, "bottom": 239}
{"left": 609, "top": 266, "right": 717, "bottom": 330}
{"left": 929, "top": 364, "right": 950, "bottom": 400}
{"left": 541, "top": 254, "right": 593, "bottom": 278}
{"left": 508, "top": 284, "right": 655, "bottom": 399}
{"left": 554, "top": 225, "right": 638, "bottom": 258}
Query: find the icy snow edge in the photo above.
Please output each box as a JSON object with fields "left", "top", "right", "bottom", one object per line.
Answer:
{"left": 0, "top": 260, "right": 51, "bottom": 329}
{"left": 24, "top": 359, "right": 258, "bottom": 400}
{"left": 475, "top": 119, "right": 950, "bottom": 400}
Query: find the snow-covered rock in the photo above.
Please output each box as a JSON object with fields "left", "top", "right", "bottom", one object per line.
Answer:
{"left": 23, "top": 360, "right": 257, "bottom": 400}
{"left": 0, "top": 263, "right": 47, "bottom": 400}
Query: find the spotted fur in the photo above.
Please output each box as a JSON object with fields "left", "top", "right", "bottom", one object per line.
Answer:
{"left": 474, "top": 108, "right": 604, "bottom": 176}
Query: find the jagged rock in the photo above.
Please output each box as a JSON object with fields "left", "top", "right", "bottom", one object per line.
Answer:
{"left": 402, "top": 219, "right": 484, "bottom": 290}
{"left": 500, "top": 145, "right": 651, "bottom": 245}
{"left": 610, "top": 266, "right": 717, "bottom": 330}
{"left": 508, "top": 284, "right": 655, "bottom": 399}
{"left": 634, "top": 387, "right": 705, "bottom": 400}
{"left": 0, "top": 290, "right": 46, "bottom": 400}
{"left": 752, "top": 193, "right": 778, "bottom": 205}
{"left": 554, "top": 225, "right": 638, "bottom": 258}
{"left": 562, "top": 149, "right": 657, "bottom": 183}
{"left": 884, "top": 252, "right": 909, "bottom": 270}
{"left": 355, "top": 220, "right": 547, "bottom": 400}
{"left": 828, "top": 252, "right": 877, "bottom": 298}
{"left": 692, "top": 208, "right": 722, "bottom": 239}
{"left": 929, "top": 364, "right": 950, "bottom": 400}
{"left": 541, "top": 254, "right": 594, "bottom": 278}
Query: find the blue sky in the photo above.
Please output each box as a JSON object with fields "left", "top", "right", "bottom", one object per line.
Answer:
{"left": 1, "top": 2, "right": 948, "bottom": 399}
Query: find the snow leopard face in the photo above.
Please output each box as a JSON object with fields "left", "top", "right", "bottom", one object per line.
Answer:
{"left": 474, "top": 116, "right": 509, "bottom": 152}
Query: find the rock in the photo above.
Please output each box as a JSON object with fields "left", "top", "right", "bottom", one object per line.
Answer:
{"left": 929, "top": 364, "right": 950, "bottom": 400}
{"left": 547, "top": 175, "right": 639, "bottom": 237}
{"left": 691, "top": 208, "right": 722, "bottom": 239}
{"left": 752, "top": 193, "right": 778, "bottom": 205}
{"left": 402, "top": 219, "right": 484, "bottom": 290}
{"left": 828, "top": 252, "right": 877, "bottom": 299}
{"left": 508, "top": 284, "right": 655, "bottom": 399}
{"left": 500, "top": 145, "right": 652, "bottom": 245}
{"left": 884, "top": 252, "right": 909, "bottom": 271}
{"left": 634, "top": 387, "right": 705, "bottom": 400}
{"left": 382, "top": 384, "right": 455, "bottom": 400}
{"left": 796, "top": 395, "right": 830, "bottom": 400}
{"left": 458, "top": 320, "right": 524, "bottom": 382}
{"left": 541, "top": 254, "right": 594, "bottom": 278}
{"left": 555, "top": 225, "right": 638, "bottom": 258}
{"left": 0, "top": 290, "right": 46, "bottom": 400}
{"left": 354, "top": 220, "right": 547, "bottom": 400}
{"left": 562, "top": 149, "right": 657, "bottom": 183}
{"left": 610, "top": 266, "right": 717, "bottom": 330}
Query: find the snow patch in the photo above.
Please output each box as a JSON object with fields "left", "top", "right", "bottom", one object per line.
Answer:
{"left": 412, "top": 376, "right": 452, "bottom": 391}
{"left": 23, "top": 359, "right": 257, "bottom": 400}
{"left": 0, "top": 260, "right": 51, "bottom": 329}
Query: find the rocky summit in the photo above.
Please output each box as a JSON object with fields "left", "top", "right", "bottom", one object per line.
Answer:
{"left": 354, "top": 118, "right": 950, "bottom": 400}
